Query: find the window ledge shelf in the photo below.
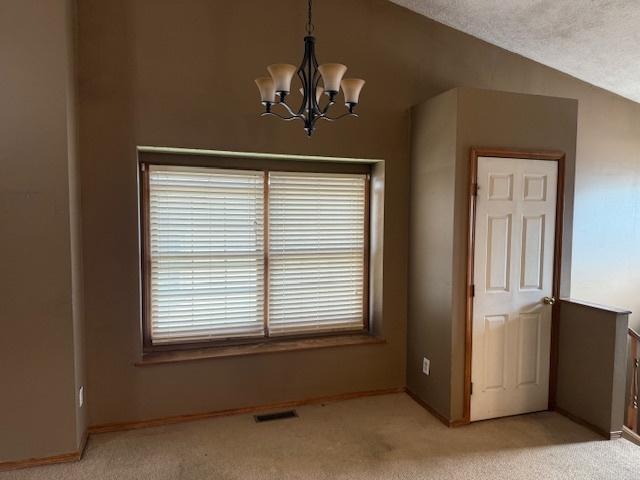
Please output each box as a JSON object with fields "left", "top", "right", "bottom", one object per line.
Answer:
{"left": 136, "top": 334, "right": 386, "bottom": 366}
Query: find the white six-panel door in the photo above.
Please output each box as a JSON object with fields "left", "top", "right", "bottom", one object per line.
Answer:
{"left": 470, "top": 156, "right": 558, "bottom": 422}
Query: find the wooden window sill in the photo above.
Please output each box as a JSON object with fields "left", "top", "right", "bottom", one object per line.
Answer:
{"left": 136, "top": 334, "right": 386, "bottom": 366}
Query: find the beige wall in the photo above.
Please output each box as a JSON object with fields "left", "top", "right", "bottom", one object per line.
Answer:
{"left": 407, "top": 90, "right": 458, "bottom": 418}
{"left": 76, "top": 0, "right": 640, "bottom": 426}
{"left": 451, "top": 88, "right": 578, "bottom": 420}
{"left": 77, "top": 0, "right": 410, "bottom": 426}
{"left": 0, "top": 0, "right": 85, "bottom": 462}
{"left": 408, "top": 88, "right": 578, "bottom": 421}
{"left": 66, "top": 0, "right": 88, "bottom": 447}
{"left": 571, "top": 102, "right": 640, "bottom": 330}
{"left": 557, "top": 300, "right": 629, "bottom": 437}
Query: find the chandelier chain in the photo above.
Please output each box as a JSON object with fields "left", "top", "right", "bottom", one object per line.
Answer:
{"left": 307, "top": 0, "right": 314, "bottom": 35}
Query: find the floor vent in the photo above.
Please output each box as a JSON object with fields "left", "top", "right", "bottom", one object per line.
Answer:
{"left": 254, "top": 410, "right": 298, "bottom": 423}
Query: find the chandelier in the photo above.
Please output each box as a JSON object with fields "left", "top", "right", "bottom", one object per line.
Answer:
{"left": 254, "top": 0, "right": 365, "bottom": 137}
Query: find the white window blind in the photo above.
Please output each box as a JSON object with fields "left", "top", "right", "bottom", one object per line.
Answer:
{"left": 268, "top": 171, "right": 367, "bottom": 335}
{"left": 147, "top": 165, "right": 265, "bottom": 345}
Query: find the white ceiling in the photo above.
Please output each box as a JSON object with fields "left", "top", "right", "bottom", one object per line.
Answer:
{"left": 389, "top": 0, "right": 640, "bottom": 103}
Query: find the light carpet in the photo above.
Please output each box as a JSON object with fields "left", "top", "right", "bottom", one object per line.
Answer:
{"left": 3, "top": 393, "right": 640, "bottom": 479}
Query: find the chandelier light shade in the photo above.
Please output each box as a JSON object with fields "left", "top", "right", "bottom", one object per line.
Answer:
{"left": 267, "top": 64, "right": 298, "bottom": 93}
{"left": 317, "top": 63, "right": 347, "bottom": 93}
{"left": 255, "top": 77, "right": 276, "bottom": 103}
{"left": 341, "top": 78, "right": 366, "bottom": 104}
{"left": 254, "top": 0, "right": 364, "bottom": 136}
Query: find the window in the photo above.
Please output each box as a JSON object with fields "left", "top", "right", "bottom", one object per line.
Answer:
{"left": 268, "top": 172, "right": 367, "bottom": 335}
{"left": 141, "top": 162, "right": 369, "bottom": 349}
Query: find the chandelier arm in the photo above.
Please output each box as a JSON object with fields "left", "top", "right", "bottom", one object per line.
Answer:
{"left": 261, "top": 111, "right": 304, "bottom": 122}
{"left": 320, "top": 98, "right": 336, "bottom": 115}
{"left": 316, "top": 112, "right": 359, "bottom": 122}
{"left": 296, "top": 41, "right": 315, "bottom": 117}
{"left": 301, "top": 36, "right": 318, "bottom": 117}
{"left": 311, "top": 74, "right": 323, "bottom": 115}
{"left": 296, "top": 69, "right": 308, "bottom": 117}
{"left": 274, "top": 100, "right": 304, "bottom": 119}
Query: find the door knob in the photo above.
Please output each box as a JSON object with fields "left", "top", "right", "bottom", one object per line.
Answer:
{"left": 543, "top": 296, "right": 556, "bottom": 305}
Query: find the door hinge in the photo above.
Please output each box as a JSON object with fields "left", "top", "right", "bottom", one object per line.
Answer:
{"left": 470, "top": 284, "right": 475, "bottom": 297}
{"left": 140, "top": 163, "right": 146, "bottom": 172}
{"left": 470, "top": 382, "right": 473, "bottom": 395}
{"left": 471, "top": 183, "right": 479, "bottom": 196}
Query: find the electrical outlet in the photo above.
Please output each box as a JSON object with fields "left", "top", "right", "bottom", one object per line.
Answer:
{"left": 422, "top": 357, "right": 430, "bottom": 375}
{"left": 79, "top": 386, "right": 84, "bottom": 408}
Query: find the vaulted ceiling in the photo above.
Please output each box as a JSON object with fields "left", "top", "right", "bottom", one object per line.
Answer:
{"left": 389, "top": 0, "right": 640, "bottom": 103}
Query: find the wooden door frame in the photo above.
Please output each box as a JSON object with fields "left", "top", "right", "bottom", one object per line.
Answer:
{"left": 462, "top": 147, "right": 566, "bottom": 424}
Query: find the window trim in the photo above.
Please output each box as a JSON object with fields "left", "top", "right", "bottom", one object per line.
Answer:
{"left": 139, "top": 157, "right": 372, "bottom": 354}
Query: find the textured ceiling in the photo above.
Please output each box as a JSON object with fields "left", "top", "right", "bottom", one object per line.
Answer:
{"left": 389, "top": 0, "right": 640, "bottom": 103}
